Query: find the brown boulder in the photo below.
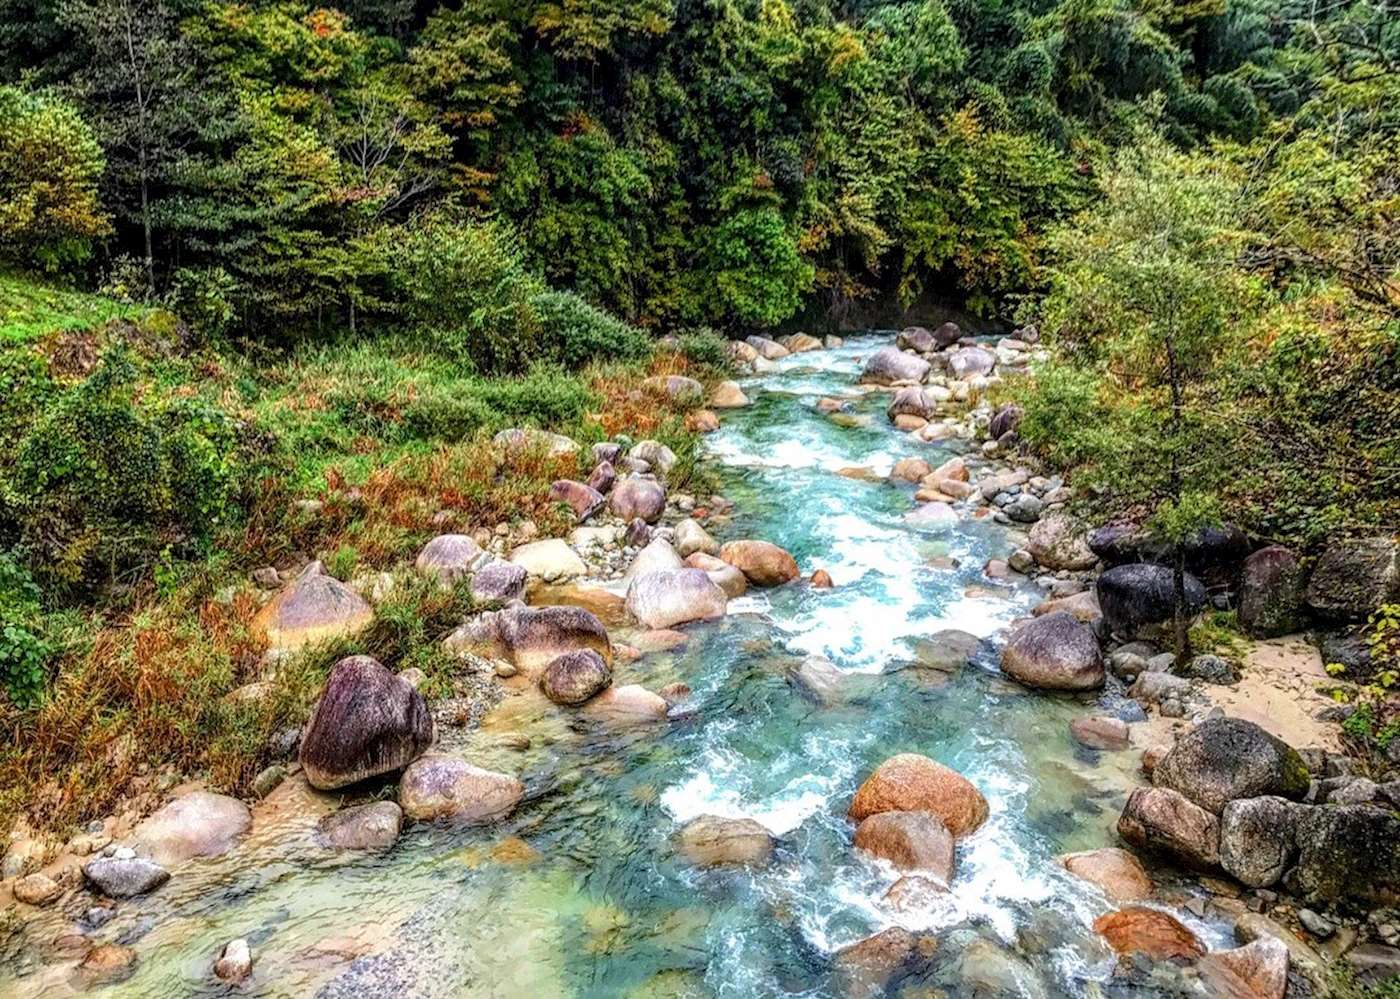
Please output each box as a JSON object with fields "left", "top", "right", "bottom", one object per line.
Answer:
{"left": 1057, "top": 847, "right": 1152, "bottom": 901}
{"left": 1198, "top": 938, "right": 1289, "bottom": 999}
{"left": 414, "top": 534, "right": 484, "bottom": 584}
{"left": 847, "top": 753, "right": 988, "bottom": 838}
{"left": 299, "top": 656, "right": 434, "bottom": 790}
{"left": 1117, "top": 786, "right": 1220, "bottom": 870}
{"left": 1093, "top": 906, "right": 1205, "bottom": 961}
{"left": 832, "top": 927, "right": 918, "bottom": 998}
{"left": 317, "top": 801, "right": 403, "bottom": 849}
{"left": 1070, "top": 715, "right": 1130, "bottom": 750}
{"left": 548, "top": 480, "right": 606, "bottom": 521}
{"left": 539, "top": 649, "right": 612, "bottom": 705}
{"left": 131, "top": 790, "right": 252, "bottom": 866}
{"left": 853, "top": 811, "right": 954, "bottom": 881}
{"left": 674, "top": 814, "right": 774, "bottom": 866}
{"left": 720, "top": 540, "right": 800, "bottom": 587}
{"left": 398, "top": 754, "right": 523, "bottom": 823}
{"left": 252, "top": 562, "right": 372, "bottom": 651}
{"left": 810, "top": 569, "right": 834, "bottom": 589}
{"left": 1000, "top": 611, "right": 1105, "bottom": 691}
{"left": 585, "top": 684, "right": 669, "bottom": 723}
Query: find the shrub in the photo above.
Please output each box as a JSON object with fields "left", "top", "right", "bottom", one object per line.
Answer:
{"left": 531, "top": 290, "right": 651, "bottom": 367}
{"left": 0, "top": 554, "right": 49, "bottom": 707}
{"left": 3, "top": 347, "right": 244, "bottom": 589}
{"left": 473, "top": 368, "right": 598, "bottom": 427}
{"left": 674, "top": 328, "right": 732, "bottom": 371}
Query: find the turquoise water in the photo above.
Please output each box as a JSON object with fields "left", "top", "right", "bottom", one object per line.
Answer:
{"left": 10, "top": 335, "right": 1222, "bottom": 998}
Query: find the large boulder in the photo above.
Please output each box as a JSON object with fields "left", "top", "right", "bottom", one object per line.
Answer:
{"left": 860, "top": 347, "right": 930, "bottom": 386}
{"left": 887, "top": 387, "right": 937, "bottom": 422}
{"left": 673, "top": 519, "right": 720, "bottom": 558}
{"left": 847, "top": 753, "right": 988, "bottom": 838}
{"left": 317, "top": 801, "right": 403, "bottom": 850}
{"left": 932, "top": 321, "right": 963, "bottom": 348}
{"left": 1238, "top": 546, "right": 1304, "bottom": 638}
{"left": 1092, "top": 907, "right": 1205, "bottom": 961}
{"left": 1219, "top": 796, "right": 1304, "bottom": 887}
{"left": 586, "top": 460, "right": 616, "bottom": 495}
{"left": 626, "top": 568, "right": 728, "bottom": 629}
{"left": 252, "top": 562, "right": 372, "bottom": 651}
{"left": 1117, "top": 786, "right": 1220, "bottom": 870}
{"left": 1057, "top": 848, "right": 1152, "bottom": 901}
{"left": 1197, "top": 939, "right": 1289, "bottom": 999}
{"left": 470, "top": 561, "right": 527, "bottom": 603}
{"left": 548, "top": 480, "right": 606, "bottom": 521}
{"left": 787, "top": 655, "right": 845, "bottom": 706}
{"left": 999, "top": 611, "right": 1105, "bottom": 691}
{"left": 853, "top": 811, "right": 954, "bottom": 881}
{"left": 1306, "top": 538, "right": 1400, "bottom": 620}
{"left": 629, "top": 440, "right": 678, "bottom": 478}
{"left": 720, "top": 540, "right": 799, "bottom": 587}
{"left": 1287, "top": 804, "right": 1400, "bottom": 905}
{"left": 674, "top": 814, "right": 774, "bottom": 866}
{"left": 299, "top": 656, "right": 434, "bottom": 790}
{"left": 711, "top": 381, "right": 750, "bottom": 408}
{"left": 609, "top": 477, "right": 667, "bottom": 523}
{"left": 833, "top": 928, "right": 918, "bottom": 998}
{"left": 1096, "top": 563, "right": 1206, "bottom": 642}
{"left": 540, "top": 649, "right": 612, "bottom": 705}
{"left": 1152, "top": 718, "right": 1310, "bottom": 814}
{"left": 1026, "top": 513, "right": 1097, "bottom": 571}
{"left": 897, "top": 327, "right": 935, "bottom": 352}
{"left": 414, "top": 534, "right": 485, "bottom": 584}
{"left": 398, "top": 754, "right": 523, "bottom": 823}
{"left": 643, "top": 374, "right": 704, "bottom": 405}
{"left": 494, "top": 604, "right": 612, "bottom": 674}
{"left": 914, "top": 629, "right": 982, "bottom": 675}
{"left": 82, "top": 856, "right": 170, "bottom": 898}
{"left": 947, "top": 346, "right": 995, "bottom": 380}
{"left": 130, "top": 791, "right": 251, "bottom": 866}
{"left": 509, "top": 538, "right": 586, "bottom": 581}
{"left": 625, "top": 537, "right": 685, "bottom": 581}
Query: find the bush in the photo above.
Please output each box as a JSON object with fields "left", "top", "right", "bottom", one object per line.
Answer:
{"left": 0, "top": 554, "right": 50, "bottom": 707}
{"left": 674, "top": 328, "right": 732, "bottom": 370}
{"left": 531, "top": 290, "right": 651, "bottom": 367}
{"left": 474, "top": 367, "right": 598, "bottom": 427}
{"left": 385, "top": 214, "right": 543, "bottom": 374}
{"left": 2, "top": 347, "right": 244, "bottom": 589}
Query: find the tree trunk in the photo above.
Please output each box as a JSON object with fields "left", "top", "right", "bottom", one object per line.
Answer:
{"left": 1164, "top": 326, "right": 1191, "bottom": 669}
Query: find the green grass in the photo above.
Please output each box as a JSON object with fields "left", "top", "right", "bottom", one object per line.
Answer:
{"left": 0, "top": 272, "right": 147, "bottom": 343}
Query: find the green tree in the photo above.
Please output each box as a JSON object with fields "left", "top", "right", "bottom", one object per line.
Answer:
{"left": 0, "top": 86, "right": 110, "bottom": 269}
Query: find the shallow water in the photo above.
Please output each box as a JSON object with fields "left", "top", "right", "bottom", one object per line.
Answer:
{"left": 10, "top": 335, "right": 1228, "bottom": 998}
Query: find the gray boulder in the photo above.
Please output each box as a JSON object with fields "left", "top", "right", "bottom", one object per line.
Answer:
{"left": 317, "top": 801, "right": 403, "bottom": 850}
{"left": 1219, "top": 796, "right": 1304, "bottom": 887}
{"left": 947, "top": 346, "right": 995, "bottom": 380}
{"left": 83, "top": 857, "right": 170, "bottom": 898}
{"left": 609, "top": 477, "right": 666, "bottom": 523}
{"left": 626, "top": 568, "right": 727, "bottom": 629}
{"left": 932, "top": 321, "right": 963, "bottom": 348}
{"left": 999, "top": 611, "right": 1104, "bottom": 691}
{"left": 1096, "top": 563, "right": 1206, "bottom": 642}
{"left": 1027, "top": 513, "right": 1097, "bottom": 571}
{"left": 540, "top": 649, "right": 612, "bottom": 706}
{"left": 1239, "top": 546, "right": 1304, "bottom": 637}
{"left": 1306, "top": 538, "right": 1400, "bottom": 620}
{"left": 887, "top": 386, "right": 937, "bottom": 422}
{"left": 1287, "top": 804, "right": 1400, "bottom": 905}
{"left": 896, "top": 326, "right": 935, "bottom": 352}
{"left": 470, "top": 561, "right": 527, "bottom": 603}
{"left": 860, "top": 347, "right": 930, "bottom": 385}
{"left": 1152, "top": 718, "right": 1310, "bottom": 814}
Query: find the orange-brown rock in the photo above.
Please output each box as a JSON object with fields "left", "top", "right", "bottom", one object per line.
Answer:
{"left": 1093, "top": 906, "right": 1205, "bottom": 961}
{"left": 810, "top": 569, "right": 834, "bottom": 589}
{"left": 1197, "top": 938, "right": 1289, "bottom": 999}
{"left": 848, "top": 753, "right": 988, "bottom": 838}
{"left": 853, "top": 811, "right": 954, "bottom": 880}
{"left": 720, "top": 540, "right": 800, "bottom": 587}
{"left": 832, "top": 927, "right": 917, "bottom": 998}
{"left": 1057, "top": 847, "right": 1153, "bottom": 901}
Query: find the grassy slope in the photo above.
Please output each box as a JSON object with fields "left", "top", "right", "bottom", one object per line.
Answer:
{"left": 0, "top": 272, "right": 148, "bottom": 343}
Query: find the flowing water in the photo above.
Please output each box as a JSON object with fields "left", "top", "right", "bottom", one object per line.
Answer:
{"left": 10, "top": 335, "right": 1229, "bottom": 998}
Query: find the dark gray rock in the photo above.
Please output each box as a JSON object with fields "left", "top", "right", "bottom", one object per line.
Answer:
{"left": 1180, "top": 653, "right": 1237, "bottom": 685}
{"left": 1287, "top": 804, "right": 1400, "bottom": 905}
{"left": 1306, "top": 538, "right": 1400, "bottom": 620}
{"left": 1219, "top": 796, "right": 1304, "bottom": 887}
{"left": 1153, "top": 718, "right": 1311, "bottom": 814}
{"left": 1096, "top": 563, "right": 1206, "bottom": 642}
{"left": 83, "top": 857, "right": 170, "bottom": 898}
{"left": 1238, "top": 546, "right": 1304, "bottom": 637}
{"left": 896, "top": 326, "right": 935, "bottom": 353}
{"left": 987, "top": 403, "right": 1022, "bottom": 440}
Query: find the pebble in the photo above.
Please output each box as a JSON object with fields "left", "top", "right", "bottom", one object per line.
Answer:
{"left": 1299, "top": 909, "right": 1335, "bottom": 939}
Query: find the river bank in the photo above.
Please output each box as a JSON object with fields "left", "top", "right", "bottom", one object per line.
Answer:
{"left": 1, "top": 331, "right": 1396, "bottom": 997}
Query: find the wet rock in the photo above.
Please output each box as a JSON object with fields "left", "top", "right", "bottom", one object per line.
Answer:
{"left": 643, "top": 374, "right": 704, "bottom": 405}
{"left": 508, "top": 538, "right": 586, "bottom": 581}
{"left": 629, "top": 440, "right": 678, "bottom": 478}
{"left": 1057, "top": 848, "right": 1152, "bottom": 901}
{"left": 1152, "top": 718, "right": 1310, "bottom": 814}
{"left": 720, "top": 540, "right": 800, "bottom": 586}
{"left": 1197, "top": 938, "right": 1288, "bottom": 999}
{"left": 252, "top": 562, "right": 373, "bottom": 651}
{"left": 891, "top": 458, "right": 932, "bottom": 483}
{"left": 915, "top": 629, "right": 981, "bottom": 674}
{"left": 684, "top": 552, "right": 749, "bottom": 598}
{"left": 881, "top": 874, "right": 948, "bottom": 913}
{"left": 130, "top": 791, "right": 251, "bottom": 866}
{"left": 470, "top": 561, "right": 527, "bottom": 603}
{"left": 318, "top": 801, "right": 403, "bottom": 850}
{"left": 584, "top": 684, "right": 669, "bottom": 723}
{"left": 1093, "top": 906, "right": 1205, "bottom": 960}
{"left": 897, "top": 326, "right": 935, "bottom": 352}
{"left": 1219, "top": 796, "right": 1303, "bottom": 888}
{"left": 609, "top": 477, "right": 667, "bottom": 523}
{"left": 788, "top": 655, "right": 845, "bottom": 706}
{"left": 1234, "top": 913, "right": 1327, "bottom": 988}
{"left": 860, "top": 346, "right": 930, "bottom": 385}
{"left": 300, "top": 656, "right": 433, "bottom": 790}
{"left": 853, "top": 811, "right": 954, "bottom": 880}
{"left": 83, "top": 856, "right": 170, "bottom": 898}
{"left": 887, "top": 386, "right": 938, "bottom": 421}
{"left": 414, "top": 534, "right": 484, "bottom": 584}
{"left": 673, "top": 519, "right": 719, "bottom": 558}
{"left": 947, "top": 346, "right": 995, "bottom": 380}
{"left": 13, "top": 872, "right": 62, "bottom": 906}
{"left": 1000, "top": 611, "right": 1105, "bottom": 691}
{"left": 1070, "top": 715, "right": 1130, "bottom": 750}
{"left": 1306, "top": 537, "right": 1400, "bottom": 619}
{"left": 1238, "top": 546, "right": 1304, "bottom": 638}
{"left": 1027, "top": 513, "right": 1097, "bottom": 571}
{"left": 959, "top": 938, "right": 1047, "bottom": 999}
{"left": 626, "top": 537, "right": 685, "bottom": 580}
{"left": 745, "top": 335, "right": 789, "bottom": 360}
{"left": 398, "top": 754, "right": 523, "bottom": 823}
{"left": 848, "top": 753, "right": 988, "bottom": 838}
{"left": 1117, "top": 786, "right": 1220, "bottom": 869}
{"left": 905, "top": 500, "right": 957, "bottom": 528}
{"left": 626, "top": 568, "right": 728, "bottom": 629}
{"left": 833, "top": 927, "right": 918, "bottom": 998}
{"left": 1287, "top": 804, "right": 1400, "bottom": 905}
{"left": 1096, "top": 563, "right": 1207, "bottom": 642}
{"left": 711, "top": 381, "right": 750, "bottom": 408}
{"left": 1033, "top": 590, "right": 1101, "bottom": 624}
{"left": 213, "top": 938, "right": 253, "bottom": 983}
{"left": 674, "top": 814, "right": 774, "bottom": 866}
{"left": 810, "top": 569, "right": 834, "bottom": 589}
{"left": 78, "top": 943, "right": 138, "bottom": 984}
{"left": 540, "top": 649, "right": 612, "bottom": 705}
{"left": 548, "top": 480, "right": 606, "bottom": 521}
